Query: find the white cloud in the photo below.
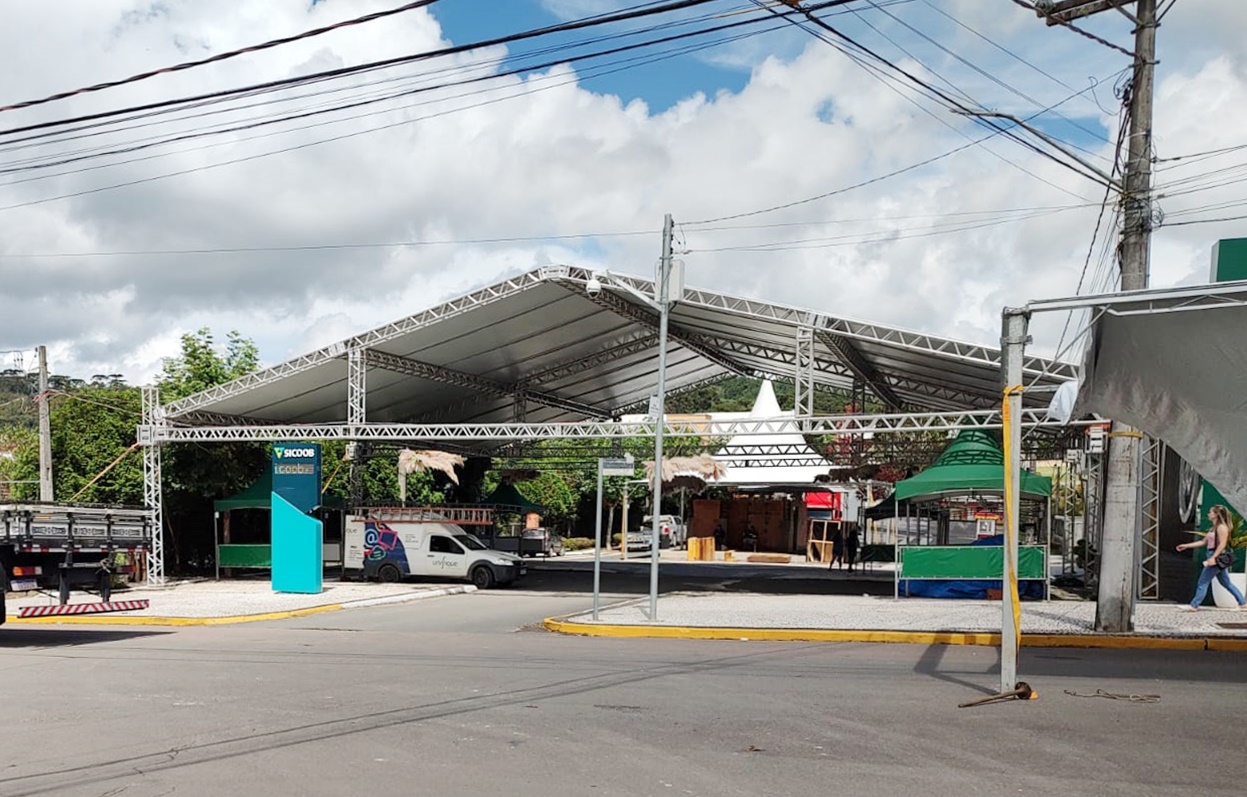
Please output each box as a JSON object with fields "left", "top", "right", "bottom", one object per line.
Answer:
{"left": 0, "top": 0, "right": 1243, "bottom": 387}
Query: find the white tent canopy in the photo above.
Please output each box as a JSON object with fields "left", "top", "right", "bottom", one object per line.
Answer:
{"left": 713, "top": 380, "right": 832, "bottom": 486}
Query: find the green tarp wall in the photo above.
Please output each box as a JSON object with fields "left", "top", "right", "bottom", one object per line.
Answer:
{"left": 900, "top": 545, "right": 1047, "bottom": 580}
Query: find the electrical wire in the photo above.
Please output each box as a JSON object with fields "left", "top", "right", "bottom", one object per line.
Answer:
{"left": 686, "top": 67, "right": 1120, "bottom": 226}
{"left": 0, "top": 5, "right": 793, "bottom": 181}
{"left": 0, "top": 0, "right": 442, "bottom": 114}
{"left": 753, "top": 2, "right": 1119, "bottom": 194}
{"left": 0, "top": 0, "right": 732, "bottom": 140}
{"left": 0, "top": 12, "right": 803, "bottom": 210}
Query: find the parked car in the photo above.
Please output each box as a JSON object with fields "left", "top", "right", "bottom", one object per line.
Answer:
{"left": 521, "top": 528, "right": 564, "bottom": 557}
{"left": 642, "top": 515, "right": 687, "bottom": 549}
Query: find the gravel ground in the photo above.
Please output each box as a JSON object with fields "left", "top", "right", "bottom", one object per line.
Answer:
{"left": 575, "top": 592, "right": 1247, "bottom": 636}
{"left": 4, "top": 578, "right": 470, "bottom": 618}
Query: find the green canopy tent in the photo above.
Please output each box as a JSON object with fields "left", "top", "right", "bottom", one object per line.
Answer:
{"left": 480, "top": 482, "right": 544, "bottom": 514}
{"left": 893, "top": 430, "right": 1052, "bottom": 503}
{"left": 212, "top": 472, "right": 343, "bottom": 575}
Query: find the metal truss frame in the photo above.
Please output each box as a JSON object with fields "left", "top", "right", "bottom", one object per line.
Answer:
{"left": 551, "top": 267, "right": 1078, "bottom": 380}
{"left": 142, "top": 408, "right": 1091, "bottom": 444}
{"left": 816, "top": 331, "right": 904, "bottom": 410}
{"left": 140, "top": 386, "right": 165, "bottom": 585}
{"left": 164, "top": 270, "right": 549, "bottom": 419}
{"left": 363, "top": 348, "right": 610, "bottom": 420}
{"left": 1082, "top": 449, "right": 1105, "bottom": 587}
{"left": 348, "top": 347, "right": 367, "bottom": 425}
{"left": 581, "top": 282, "right": 758, "bottom": 377}
{"left": 794, "top": 326, "right": 816, "bottom": 418}
{"left": 1138, "top": 434, "right": 1163, "bottom": 600}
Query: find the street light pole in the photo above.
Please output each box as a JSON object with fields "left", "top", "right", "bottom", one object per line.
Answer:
{"left": 647, "top": 213, "right": 674, "bottom": 621}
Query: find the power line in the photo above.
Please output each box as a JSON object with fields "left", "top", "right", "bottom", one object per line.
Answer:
{"left": 759, "top": 2, "right": 1120, "bottom": 191}
{"left": 0, "top": 0, "right": 730, "bottom": 141}
{"left": 685, "top": 69, "right": 1117, "bottom": 225}
{"left": 0, "top": 0, "right": 442, "bottom": 114}
{"left": 0, "top": 6, "right": 792, "bottom": 181}
{"left": 0, "top": 10, "right": 802, "bottom": 210}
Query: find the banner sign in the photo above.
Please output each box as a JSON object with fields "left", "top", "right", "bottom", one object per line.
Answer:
{"left": 271, "top": 442, "right": 321, "bottom": 514}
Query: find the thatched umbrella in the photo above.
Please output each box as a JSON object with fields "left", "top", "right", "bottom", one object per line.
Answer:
{"left": 397, "top": 449, "right": 465, "bottom": 504}
{"left": 642, "top": 453, "right": 726, "bottom": 520}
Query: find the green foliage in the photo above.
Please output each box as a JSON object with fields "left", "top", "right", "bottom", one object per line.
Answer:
{"left": 562, "top": 536, "right": 593, "bottom": 551}
{"left": 320, "top": 442, "right": 443, "bottom": 506}
{"left": 8, "top": 387, "right": 144, "bottom": 504}
{"left": 157, "top": 329, "right": 259, "bottom": 402}
{"left": 520, "top": 471, "right": 577, "bottom": 531}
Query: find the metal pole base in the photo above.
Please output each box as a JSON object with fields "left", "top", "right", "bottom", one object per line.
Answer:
{"left": 958, "top": 682, "right": 1038, "bottom": 709}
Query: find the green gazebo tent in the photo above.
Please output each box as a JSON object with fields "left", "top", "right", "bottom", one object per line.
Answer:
{"left": 893, "top": 430, "right": 1052, "bottom": 503}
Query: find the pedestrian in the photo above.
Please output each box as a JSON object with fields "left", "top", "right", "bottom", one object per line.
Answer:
{"left": 713, "top": 521, "right": 724, "bottom": 551}
{"left": 1178, "top": 504, "right": 1245, "bottom": 611}
{"left": 845, "top": 527, "right": 860, "bottom": 572}
{"left": 830, "top": 527, "right": 845, "bottom": 570}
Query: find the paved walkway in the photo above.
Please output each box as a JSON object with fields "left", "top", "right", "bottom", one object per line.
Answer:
{"left": 4, "top": 579, "right": 472, "bottom": 625}
{"left": 546, "top": 592, "right": 1247, "bottom": 650}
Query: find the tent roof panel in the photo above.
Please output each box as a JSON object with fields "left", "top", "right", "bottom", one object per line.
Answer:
{"left": 165, "top": 266, "right": 1075, "bottom": 426}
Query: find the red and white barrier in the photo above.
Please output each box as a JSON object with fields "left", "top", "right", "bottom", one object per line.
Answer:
{"left": 17, "top": 600, "right": 150, "bottom": 618}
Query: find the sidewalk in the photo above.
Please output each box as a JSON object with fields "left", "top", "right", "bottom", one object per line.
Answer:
{"left": 545, "top": 592, "right": 1247, "bottom": 651}
{"left": 3, "top": 579, "right": 473, "bottom": 626}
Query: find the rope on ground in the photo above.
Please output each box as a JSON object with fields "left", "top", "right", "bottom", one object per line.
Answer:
{"left": 1062, "top": 688, "right": 1161, "bottom": 703}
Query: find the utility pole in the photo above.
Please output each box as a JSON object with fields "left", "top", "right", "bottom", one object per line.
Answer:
{"left": 1035, "top": 0, "right": 1157, "bottom": 631}
{"left": 37, "top": 345, "right": 53, "bottom": 501}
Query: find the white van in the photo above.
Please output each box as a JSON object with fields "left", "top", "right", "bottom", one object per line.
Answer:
{"left": 642, "top": 514, "right": 687, "bottom": 549}
{"left": 346, "top": 514, "right": 525, "bottom": 589}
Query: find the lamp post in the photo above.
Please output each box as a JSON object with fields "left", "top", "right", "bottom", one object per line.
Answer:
{"left": 582, "top": 213, "right": 676, "bottom": 620}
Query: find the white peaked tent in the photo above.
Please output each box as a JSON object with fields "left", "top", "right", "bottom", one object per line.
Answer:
{"left": 714, "top": 380, "right": 833, "bottom": 486}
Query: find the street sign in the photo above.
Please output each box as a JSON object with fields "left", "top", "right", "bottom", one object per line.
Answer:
{"left": 600, "top": 457, "right": 635, "bottom": 477}
{"left": 646, "top": 395, "right": 660, "bottom": 420}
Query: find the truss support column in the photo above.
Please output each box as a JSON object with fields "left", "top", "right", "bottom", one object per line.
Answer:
{"left": 140, "top": 386, "right": 165, "bottom": 586}
{"left": 1083, "top": 449, "right": 1105, "bottom": 587}
{"left": 513, "top": 383, "right": 528, "bottom": 423}
{"left": 794, "top": 326, "right": 815, "bottom": 418}
{"left": 1138, "top": 435, "right": 1163, "bottom": 600}
{"left": 348, "top": 347, "right": 367, "bottom": 428}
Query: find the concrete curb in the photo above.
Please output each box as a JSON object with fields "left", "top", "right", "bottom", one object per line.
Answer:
{"left": 542, "top": 617, "right": 1247, "bottom": 651}
{"left": 3, "top": 585, "right": 476, "bottom": 627}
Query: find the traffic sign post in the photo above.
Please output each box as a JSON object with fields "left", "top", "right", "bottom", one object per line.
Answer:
{"left": 593, "top": 454, "right": 635, "bottom": 620}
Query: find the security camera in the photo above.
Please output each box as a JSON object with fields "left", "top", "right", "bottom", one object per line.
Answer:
{"left": 586, "top": 273, "right": 604, "bottom": 297}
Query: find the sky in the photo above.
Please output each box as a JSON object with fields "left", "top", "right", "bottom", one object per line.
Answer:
{"left": 0, "top": 0, "right": 1244, "bottom": 387}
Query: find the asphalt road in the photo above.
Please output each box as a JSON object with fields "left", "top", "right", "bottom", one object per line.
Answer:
{"left": 1, "top": 589, "right": 1243, "bottom": 797}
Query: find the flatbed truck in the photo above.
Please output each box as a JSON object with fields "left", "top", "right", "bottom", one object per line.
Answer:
{"left": 1, "top": 503, "right": 151, "bottom": 624}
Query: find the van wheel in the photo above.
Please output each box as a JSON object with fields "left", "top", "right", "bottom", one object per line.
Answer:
{"left": 377, "top": 564, "right": 402, "bottom": 583}
{"left": 471, "top": 566, "right": 495, "bottom": 590}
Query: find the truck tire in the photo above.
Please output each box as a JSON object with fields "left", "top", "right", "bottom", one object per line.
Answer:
{"left": 377, "top": 563, "right": 402, "bottom": 583}
{"left": 470, "top": 565, "right": 495, "bottom": 590}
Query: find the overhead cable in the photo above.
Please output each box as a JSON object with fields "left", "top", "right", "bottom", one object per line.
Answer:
{"left": 0, "top": 0, "right": 442, "bottom": 114}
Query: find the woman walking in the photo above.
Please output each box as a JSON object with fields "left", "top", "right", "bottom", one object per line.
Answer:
{"left": 1178, "top": 504, "right": 1246, "bottom": 611}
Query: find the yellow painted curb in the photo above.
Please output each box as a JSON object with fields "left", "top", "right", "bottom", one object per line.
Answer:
{"left": 4, "top": 602, "right": 345, "bottom": 627}
{"left": 542, "top": 618, "right": 1242, "bottom": 651}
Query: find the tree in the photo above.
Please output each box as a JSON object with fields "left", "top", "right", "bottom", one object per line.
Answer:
{"left": 8, "top": 387, "right": 144, "bottom": 504}
{"left": 156, "top": 329, "right": 267, "bottom": 571}
{"left": 158, "top": 329, "right": 259, "bottom": 402}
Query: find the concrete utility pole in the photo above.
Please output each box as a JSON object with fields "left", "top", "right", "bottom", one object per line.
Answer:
{"left": 1000, "top": 309, "right": 1030, "bottom": 694}
{"left": 37, "top": 345, "right": 53, "bottom": 501}
{"left": 1036, "top": 0, "right": 1158, "bottom": 631}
